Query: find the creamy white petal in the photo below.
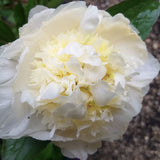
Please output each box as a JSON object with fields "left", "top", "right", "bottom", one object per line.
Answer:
{"left": 54, "top": 102, "right": 86, "bottom": 119}
{"left": 83, "top": 64, "right": 106, "bottom": 83}
{"left": 41, "top": 3, "right": 86, "bottom": 39}
{"left": 54, "top": 89, "right": 87, "bottom": 119}
{"left": 0, "top": 87, "right": 13, "bottom": 109}
{"left": 21, "top": 90, "right": 35, "bottom": 107}
{"left": 98, "top": 15, "right": 148, "bottom": 69}
{"left": 127, "top": 53, "right": 160, "bottom": 88}
{"left": 104, "top": 108, "right": 132, "bottom": 141}
{"left": 39, "top": 82, "right": 64, "bottom": 100}
{"left": 20, "top": 7, "right": 54, "bottom": 37}
{"left": 53, "top": 1, "right": 86, "bottom": 16}
{"left": 79, "top": 45, "right": 101, "bottom": 66}
{"left": 80, "top": 5, "right": 101, "bottom": 33}
{"left": 0, "top": 44, "right": 9, "bottom": 56}
{"left": 107, "top": 52, "right": 126, "bottom": 71}
{"left": 0, "top": 95, "right": 31, "bottom": 139}
{"left": 90, "top": 80, "right": 115, "bottom": 106}
{"left": 122, "top": 89, "right": 142, "bottom": 115}
{"left": 0, "top": 58, "right": 16, "bottom": 85}
{"left": 114, "top": 73, "right": 125, "bottom": 88}
{"left": 55, "top": 141, "right": 101, "bottom": 160}
{"left": 64, "top": 42, "right": 84, "bottom": 57}
{"left": 65, "top": 56, "right": 83, "bottom": 76}
{"left": 28, "top": 5, "right": 48, "bottom": 19}
{"left": 0, "top": 39, "right": 24, "bottom": 60}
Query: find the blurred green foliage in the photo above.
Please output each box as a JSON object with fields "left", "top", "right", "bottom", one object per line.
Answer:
{"left": 0, "top": 0, "right": 65, "bottom": 45}
{"left": 2, "top": 137, "right": 63, "bottom": 160}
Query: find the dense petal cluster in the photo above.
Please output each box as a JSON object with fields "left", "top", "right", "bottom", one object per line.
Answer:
{"left": 0, "top": 2, "right": 159, "bottom": 160}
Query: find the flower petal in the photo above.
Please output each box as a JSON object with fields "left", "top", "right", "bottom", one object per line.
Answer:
{"left": 98, "top": 14, "right": 148, "bottom": 69}
{"left": 90, "top": 80, "right": 115, "bottom": 106}
{"left": 0, "top": 87, "right": 13, "bottom": 109}
{"left": 0, "top": 58, "right": 16, "bottom": 85}
{"left": 83, "top": 64, "right": 106, "bottom": 83}
{"left": 55, "top": 140, "right": 101, "bottom": 160}
{"left": 20, "top": 7, "right": 54, "bottom": 37}
{"left": 127, "top": 53, "right": 160, "bottom": 89}
{"left": 39, "top": 82, "right": 64, "bottom": 100}
{"left": 80, "top": 5, "right": 101, "bottom": 33}
{"left": 79, "top": 45, "right": 101, "bottom": 66}
{"left": 65, "top": 56, "right": 83, "bottom": 76}
{"left": 64, "top": 42, "right": 84, "bottom": 57}
{"left": 54, "top": 89, "right": 87, "bottom": 119}
{"left": 28, "top": 5, "right": 48, "bottom": 19}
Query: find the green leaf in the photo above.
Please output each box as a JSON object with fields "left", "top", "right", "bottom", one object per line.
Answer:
{"left": 47, "top": 0, "right": 64, "bottom": 8}
{"left": 2, "top": 137, "right": 50, "bottom": 160}
{"left": 2, "top": 137, "right": 63, "bottom": 160}
{"left": 0, "top": 20, "right": 16, "bottom": 44}
{"left": 35, "top": 142, "right": 63, "bottom": 160}
{"left": 107, "top": 0, "right": 160, "bottom": 40}
{"left": 14, "top": 0, "right": 27, "bottom": 30}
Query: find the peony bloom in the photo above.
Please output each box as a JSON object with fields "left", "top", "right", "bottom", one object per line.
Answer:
{"left": 0, "top": 1, "right": 159, "bottom": 159}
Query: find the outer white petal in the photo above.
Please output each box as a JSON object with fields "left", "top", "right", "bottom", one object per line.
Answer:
{"left": 20, "top": 7, "right": 55, "bottom": 37}
{"left": 122, "top": 88, "right": 142, "bottom": 116}
{"left": 28, "top": 5, "right": 48, "bottom": 19}
{"left": 0, "top": 39, "right": 24, "bottom": 60}
{"left": 55, "top": 140, "right": 101, "bottom": 160}
{"left": 80, "top": 5, "right": 101, "bottom": 33}
{"left": 0, "top": 44, "right": 9, "bottom": 55}
{"left": 90, "top": 80, "right": 115, "bottom": 106}
{"left": 21, "top": 90, "right": 35, "bottom": 107}
{"left": 0, "top": 58, "right": 16, "bottom": 85}
{"left": 104, "top": 108, "right": 132, "bottom": 141}
{"left": 127, "top": 53, "right": 160, "bottom": 88}
{"left": 40, "top": 1, "right": 86, "bottom": 39}
{"left": 98, "top": 13, "right": 148, "bottom": 69}
{"left": 0, "top": 87, "right": 13, "bottom": 109}
{"left": 25, "top": 115, "right": 54, "bottom": 140}
{"left": 0, "top": 93, "right": 31, "bottom": 138}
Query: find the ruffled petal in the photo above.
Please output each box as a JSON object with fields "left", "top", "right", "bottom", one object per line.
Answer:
{"left": 0, "top": 58, "right": 16, "bottom": 85}
{"left": 20, "top": 7, "right": 54, "bottom": 37}
{"left": 55, "top": 140, "right": 101, "bottom": 160}
{"left": 90, "top": 80, "right": 115, "bottom": 106}
{"left": 127, "top": 53, "right": 160, "bottom": 89}
{"left": 39, "top": 82, "right": 64, "bottom": 100}
{"left": 98, "top": 13, "right": 148, "bottom": 69}
{"left": 80, "top": 5, "right": 101, "bottom": 33}
{"left": 28, "top": 5, "right": 48, "bottom": 19}
{"left": 0, "top": 87, "right": 13, "bottom": 109}
{"left": 83, "top": 64, "right": 106, "bottom": 83}
{"left": 65, "top": 56, "right": 83, "bottom": 76}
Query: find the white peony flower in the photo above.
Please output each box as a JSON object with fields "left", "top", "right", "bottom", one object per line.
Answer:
{"left": 0, "top": 1, "right": 159, "bottom": 160}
